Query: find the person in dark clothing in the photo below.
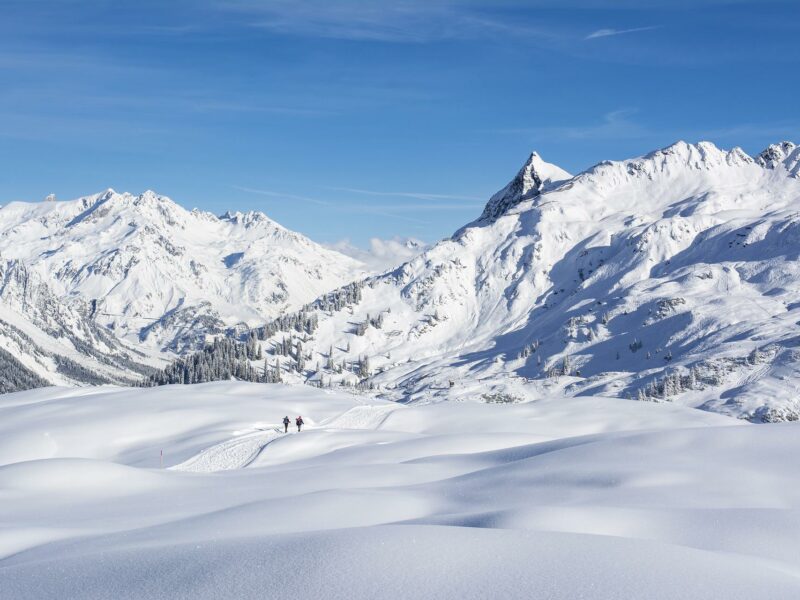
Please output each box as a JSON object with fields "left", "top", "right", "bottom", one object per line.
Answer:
{"left": 283, "top": 416, "right": 290, "bottom": 433}
{"left": 296, "top": 416, "right": 304, "bottom": 432}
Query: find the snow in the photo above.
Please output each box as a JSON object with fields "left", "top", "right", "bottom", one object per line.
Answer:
{"left": 4, "top": 382, "right": 800, "bottom": 598}
{"left": 0, "top": 259, "right": 164, "bottom": 388}
{"left": 6, "top": 141, "right": 800, "bottom": 596}
{"left": 4, "top": 141, "right": 800, "bottom": 420}
{"left": 250, "top": 139, "right": 800, "bottom": 421}
{"left": 0, "top": 190, "right": 367, "bottom": 352}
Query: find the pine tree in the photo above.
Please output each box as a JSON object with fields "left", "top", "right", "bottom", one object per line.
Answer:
{"left": 359, "top": 354, "right": 370, "bottom": 378}
{"left": 562, "top": 354, "right": 572, "bottom": 376}
{"left": 327, "top": 345, "right": 334, "bottom": 370}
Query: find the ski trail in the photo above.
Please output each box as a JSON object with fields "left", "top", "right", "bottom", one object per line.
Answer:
{"left": 171, "top": 404, "right": 403, "bottom": 473}
{"left": 170, "top": 427, "right": 283, "bottom": 473}
{"left": 737, "top": 364, "right": 771, "bottom": 387}
{"left": 320, "top": 404, "right": 404, "bottom": 430}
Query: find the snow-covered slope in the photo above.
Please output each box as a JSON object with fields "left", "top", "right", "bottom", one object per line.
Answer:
{"left": 0, "top": 256, "right": 159, "bottom": 390}
{"left": 4, "top": 383, "right": 800, "bottom": 599}
{"left": 248, "top": 141, "right": 800, "bottom": 421}
{"left": 0, "top": 190, "right": 365, "bottom": 352}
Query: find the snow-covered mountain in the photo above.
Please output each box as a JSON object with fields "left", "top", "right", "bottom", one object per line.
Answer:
{"left": 757, "top": 141, "right": 800, "bottom": 178}
{"left": 5, "top": 141, "right": 800, "bottom": 421}
{"left": 0, "top": 190, "right": 365, "bottom": 352}
{"left": 245, "top": 141, "right": 800, "bottom": 421}
{"left": 0, "top": 256, "right": 159, "bottom": 390}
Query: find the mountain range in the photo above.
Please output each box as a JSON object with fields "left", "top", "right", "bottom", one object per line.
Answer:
{"left": 3, "top": 140, "right": 800, "bottom": 421}
{"left": 0, "top": 189, "right": 365, "bottom": 354}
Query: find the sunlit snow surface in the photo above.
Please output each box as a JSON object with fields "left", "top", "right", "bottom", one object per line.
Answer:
{"left": 2, "top": 382, "right": 800, "bottom": 599}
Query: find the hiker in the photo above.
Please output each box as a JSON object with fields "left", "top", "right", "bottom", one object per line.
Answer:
{"left": 296, "top": 415, "right": 304, "bottom": 432}
{"left": 283, "top": 415, "right": 290, "bottom": 433}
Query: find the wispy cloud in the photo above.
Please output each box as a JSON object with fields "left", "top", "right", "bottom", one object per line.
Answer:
{"left": 356, "top": 203, "right": 482, "bottom": 211}
{"left": 327, "top": 236, "right": 429, "bottom": 272}
{"left": 233, "top": 184, "right": 481, "bottom": 225}
{"left": 585, "top": 26, "right": 659, "bottom": 40}
{"left": 326, "top": 186, "right": 483, "bottom": 202}
{"left": 232, "top": 186, "right": 332, "bottom": 206}
{"left": 218, "top": 0, "right": 560, "bottom": 44}
{"left": 234, "top": 185, "right": 425, "bottom": 222}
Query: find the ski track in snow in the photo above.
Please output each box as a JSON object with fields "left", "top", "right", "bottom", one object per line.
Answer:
{"left": 172, "top": 404, "right": 403, "bottom": 473}
{"left": 739, "top": 364, "right": 771, "bottom": 387}
{"left": 170, "top": 427, "right": 283, "bottom": 473}
{"left": 320, "top": 403, "right": 404, "bottom": 430}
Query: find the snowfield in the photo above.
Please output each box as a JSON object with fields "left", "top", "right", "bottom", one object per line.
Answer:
{"left": 3, "top": 382, "right": 800, "bottom": 599}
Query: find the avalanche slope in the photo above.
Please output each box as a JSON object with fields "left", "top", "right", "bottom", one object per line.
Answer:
{"left": 246, "top": 141, "right": 800, "bottom": 421}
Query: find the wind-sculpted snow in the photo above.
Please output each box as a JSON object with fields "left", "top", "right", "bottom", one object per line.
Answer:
{"left": 0, "top": 190, "right": 365, "bottom": 352}
{"left": 4, "top": 383, "right": 800, "bottom": 599}
{"left": 243, "top": 140, "right": 800, "bottom": 421}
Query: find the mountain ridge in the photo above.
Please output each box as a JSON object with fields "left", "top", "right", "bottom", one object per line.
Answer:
{"left": 207, "top": 139, "right": 800, "bottom": 422}
{"left": 0, "top": 189, "right": 366, "bottom": 353}
{"left": 5, "top": 139, "right": 800, "bottom": 423}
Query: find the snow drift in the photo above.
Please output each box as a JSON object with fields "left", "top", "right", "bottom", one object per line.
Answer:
{"left": 2, "top": 382, "right": 800, "bottom": 599}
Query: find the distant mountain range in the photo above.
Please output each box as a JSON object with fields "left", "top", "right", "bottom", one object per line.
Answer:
{"left": 0, "top": 189, "right": 365, "bottom": 353}
{"left": 3, "top": 141, "right": 800, "bottom": 421}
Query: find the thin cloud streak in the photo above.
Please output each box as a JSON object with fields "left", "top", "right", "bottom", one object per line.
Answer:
{"left": 220, "top": 0, "right": 563, "bottom": 44}
{"left": 360, "top": 203, "right": 482, "bottom": 211}
{"left": 232, "top": 186, "right": 332, "bottom": 206}
{"left": 585, "top": 26, "right": 660, "bottom": 40}
{"left": 232, "top": 185, "right": 479, "bottom": 220}
{"left": 327, "top": 186, "right": 483, "bottom": 202}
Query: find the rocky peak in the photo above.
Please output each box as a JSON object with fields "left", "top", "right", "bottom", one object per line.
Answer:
{"left": 479, "top": 152, "right": 571, "bottom": 222}
{"left": 757, "top": 141, "right": 799, "bottom": 178}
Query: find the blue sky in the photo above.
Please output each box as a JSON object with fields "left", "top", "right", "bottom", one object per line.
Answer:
{"left": 1, "top": 0, "right": 798, "bottom": 247}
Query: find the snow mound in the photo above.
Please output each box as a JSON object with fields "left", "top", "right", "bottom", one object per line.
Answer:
{"left": 2, "top": 383, "right": 800, "bottom": 598}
